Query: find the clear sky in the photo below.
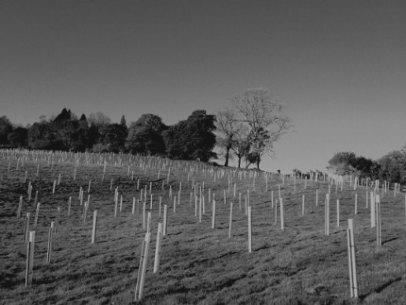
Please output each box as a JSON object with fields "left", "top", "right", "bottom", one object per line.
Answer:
{"left": 1, "top": 0, "right": 405, "bottom": 172}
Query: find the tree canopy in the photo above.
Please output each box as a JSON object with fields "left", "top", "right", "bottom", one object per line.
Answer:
{"left": 5, "top": 108, "right": 217, "bottom": 163}
{"left": 163, "top": 110, "right": 216, "bottom": 162}
{"left": 217, "top": 88, "right": 292, "bottom": 169}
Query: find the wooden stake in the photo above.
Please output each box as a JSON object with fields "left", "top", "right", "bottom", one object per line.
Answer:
{"left": 347, "top": 219, "right": 358, "bottom": 298}
{"left": 34, "top": 202, "right": 40, "bottom": 228}
{"left": 91, "top": 210, "right": 98, "bottom": 244}
{"left": 274, "top": 203, "right": 278, "bottom": 225}
{"left": 17, "top": 196, "right": 23, "bottom": 219}
{"left": 194, "top": 195, "right": 198, "bottom": 217}
{"left": 146, "top": 212, "right": 151, "bottom": 234}
{"left": 153, "top": 223, "right": 163, "bottom": 273}
{"left": 82, "top": 201, "right": 88, "bottom": 224}
{"left": 142, "top": 201, "right": 146, "bottom": 230}
{"left": 375, "top": 195, "right": 382, "bottom": 247}
{"left": 163, "top": 205, "right": 167, "bottom": 236}
{"left": 114, "top": 195, "right": 118, "bottom": 218}
{"left": 198, "top": 194, "right": 202, "bottom": 223}
{"left": 370, "top": 192, "right": 376, "bottom": 228}
{"left": 280, "top": 198, "right": 284, "bottom": 231}
{"left": 325, "top": 194, "right": 330, "bottom": 236}
{"left": 25, "top": 231, "right": 35, "bottom": 287}
{"left": 24, "top": 212, "right": 30, "bottom": 242}
{"left": 336, "top": 199, "right": 340, "bottom": 227}
{"left": 202, "top": 195, "right": 205, "bottom": 214}
{"left": 228, "top": 201, "right": 233, "bottom": 238}
{"left": 244, "top": 195, "right": 248, "bottom": 216}
{"left": 67, "top": 196, "right": 72, "bottom": 217}
{"left": 46, "top": 221, "right": 55, "bottom": 264}
{"left": 248, "top": 206, "right": 252, "bottom": 253}
{"left": 211, "top": 200, "right": 216, "bottom": 229}
{"left": 134, "top": 232, "right": 151, "bottom": 301}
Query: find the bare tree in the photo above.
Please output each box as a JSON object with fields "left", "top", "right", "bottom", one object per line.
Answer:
{"left": 230, "top": 123, "right": 251, "bottom": 168}
{"left": 88, "top": 112, "right": 111, "bottom": 127}
{"left": 231, "top": 88, "right": 292, "bottom": 169}
{"left": 216, "top": 109, "right": 241, "bottom": 166}
{"left": 402, "top": 144, "right": 406, "bottom": 155}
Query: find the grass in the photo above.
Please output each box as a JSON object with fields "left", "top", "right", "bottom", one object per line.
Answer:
{"left": 0, "top": 151, "right": 405, "bottom": 304}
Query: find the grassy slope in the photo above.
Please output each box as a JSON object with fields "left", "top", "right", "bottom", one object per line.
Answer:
{"left": 0, "top": 154, "right": 405, "bottom": 305}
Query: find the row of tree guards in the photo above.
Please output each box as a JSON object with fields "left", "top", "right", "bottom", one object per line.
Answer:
{"left": 2, "top": 150, "right": 405, "bottom": 301}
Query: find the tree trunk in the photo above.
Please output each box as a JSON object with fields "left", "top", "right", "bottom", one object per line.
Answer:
{"left": 256, "top": 158, "right": 260, "bottom": 170}
{"left": 224, "top": 147, "right": 230, "bottom": 167}
{"left": 245, "top": 161, "right": 250, "bottom": 169}
{"left": 237, "top": 156, "right": 242, "bottom": 168}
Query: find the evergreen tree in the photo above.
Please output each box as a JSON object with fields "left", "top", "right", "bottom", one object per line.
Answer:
{"left": 120, "top": 115, "right": 127, "bottom": 128}
{"left": 71, "top": 114, "right": 89, "bottom": 151}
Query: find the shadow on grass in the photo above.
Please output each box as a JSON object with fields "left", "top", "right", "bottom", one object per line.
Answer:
{"left": 382, "top": 236, "right": 399, "bottom": 245}
{"left": 359, "top": 276, "right": 402, "bottom": 301}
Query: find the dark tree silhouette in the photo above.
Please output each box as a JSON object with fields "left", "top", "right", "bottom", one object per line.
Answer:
{"left": 71, "top": 114, "right": 89, "bottom": 152}
{"left": 378, "top": 150, "right": 406, "bottom": 184}
{"left": 120, "top": 115, "right": 127, "bottom": 128}
{"left": 163, "top": 110, "right": 216, "bottom": 162}
{"left": 126, "top": 127, "right": 165, "bottom": 155}
{"left": 0, "top": 116, "right": 13, "bottom": 145}
{"left": 126, "top": 114, "right": 166, "bottom": 155}
{"left": 28, "top": 122, "right": 64, "bottom": 150}
{"left": 100, "top": 123, "right": 127, "bottom": 153}
{"left": 7, "top": 126, "right": 28, "bottom": 148}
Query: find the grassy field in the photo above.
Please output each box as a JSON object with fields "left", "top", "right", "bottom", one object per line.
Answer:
{"left": 1, "top": 151, "right": 405, "bottom": 305}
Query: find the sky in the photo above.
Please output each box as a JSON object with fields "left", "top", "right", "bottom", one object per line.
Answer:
{"left": 1, "top": 0, "right": 405, "bottom": 172}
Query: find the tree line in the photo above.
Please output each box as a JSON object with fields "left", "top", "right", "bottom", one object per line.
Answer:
{"left": 328, "top": 149, "right": 406, "bottom": 185}
{"left": 0, "top": 89, "right": 292, "bottom": 169}
{"left": 0, "top": 109, "right": 217, "bottom": 162}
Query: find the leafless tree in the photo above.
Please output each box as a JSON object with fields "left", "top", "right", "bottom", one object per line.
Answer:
{"left": 216, "top": 109, "right": 241, "bottom": 167}
{"left": 88, "top": 112, "right": 111, "bottom": 127}
{"left": 230, "top": 123, "right": 251, "bottom": 168}
{"left": 402, "top": 144, "right": 406, "bottom": 155}
{"left": 231, "top": 88, "right": 292, "bottom": 169}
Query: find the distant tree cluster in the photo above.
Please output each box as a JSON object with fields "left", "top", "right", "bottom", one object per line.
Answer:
{"left": 216, "top": 89, "right": 292, "bottom": 169}
{"left": 0, "top": 108, "right": 217, "bottom": 162}
{"left": 328, "top": 147, "right": 406, "bottom": 185}
{"left": 327, "top": 152, "right": 380, "bottom": 178}
{"left": 377, "top": 147, "right": 406, "bottom": 185}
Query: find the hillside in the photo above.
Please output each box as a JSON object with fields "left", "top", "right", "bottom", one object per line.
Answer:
{"left": 1, "top": 150, "right": 405, "bottom": 305}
